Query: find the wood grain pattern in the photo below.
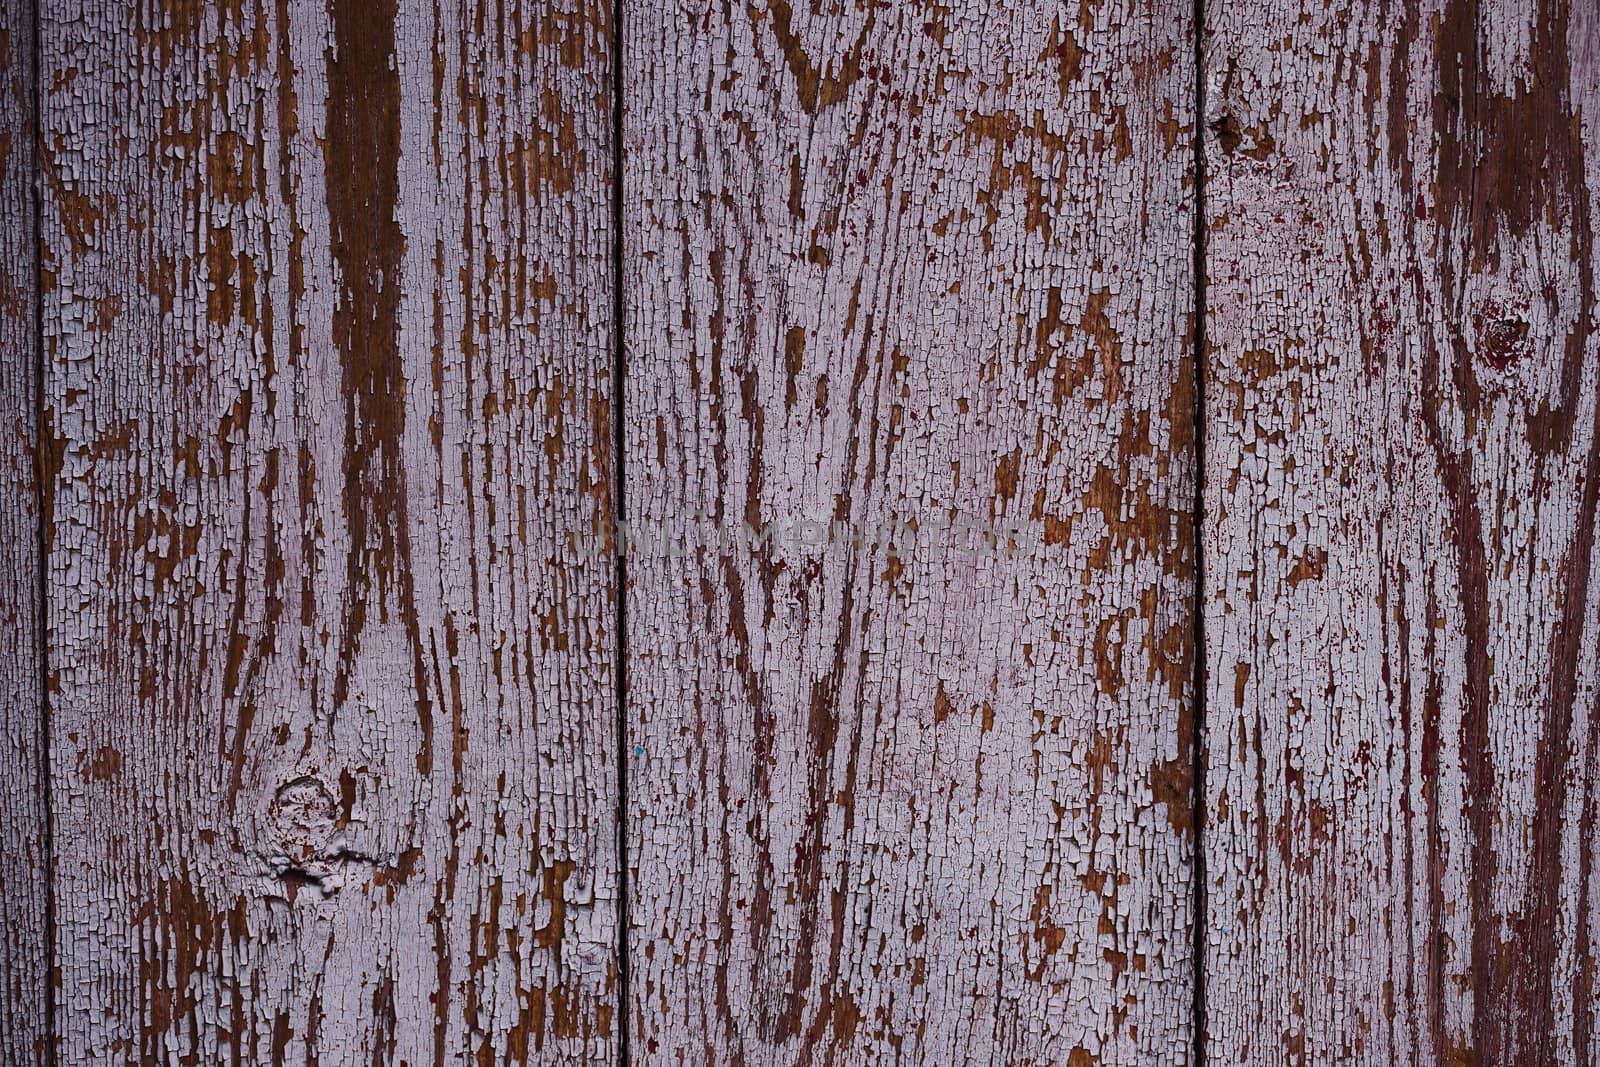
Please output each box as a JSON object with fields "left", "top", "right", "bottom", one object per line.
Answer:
{"left": 623, "top": 2, "right": 1199, "bottom": 1063}
{"left": 1, "top": 0, "right": 49, "bottom": 1062}
{"left": 39, "top": 0, "right": 617, "bottom": 1061}
{"left": 1203, "top": 0, "right": 1600, "bottom": 1061}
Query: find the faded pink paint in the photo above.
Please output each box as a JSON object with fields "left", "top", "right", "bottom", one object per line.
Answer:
{"left": 623, "top": 2, "right": 1199, "bottom": 1063}
{"left": 1203, "top": 0, "right": 1600, "bottom": 1061}
{"left": 39, "top": 0, "right": 617, "bottom": 1062}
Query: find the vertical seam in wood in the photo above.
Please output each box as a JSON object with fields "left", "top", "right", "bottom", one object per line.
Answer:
{"left": 610, "top": 0, "right": 631, "bottom": 1061}
{"left": 1190, "top": 0, "right": 1208, "bottom": 1062}
{"left": 28, "top": 0, "right": 56, "bottom": 1061}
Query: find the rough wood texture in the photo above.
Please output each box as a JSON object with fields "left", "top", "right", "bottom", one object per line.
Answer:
{"left": 624, "top": 2, "right": 1198, "bottom": 1062}
{"left": 40, "top": 0, "right": 617, "bottom": 1061}
{"left": 1, "top": 1, "right": 50, "bottom": 1063}
{"left": 1203, "top": 0, "right": 1600, "bottom": 1061}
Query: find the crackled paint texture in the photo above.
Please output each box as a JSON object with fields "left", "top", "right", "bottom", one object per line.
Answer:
{"left": 18, "top": 0, "right": 1600, "bottom": 1061}
{"left": 39, "top": 0, "right": 618, "bottom": 1062}
{"left": 1204, "top": 0, "right": 1600, "bottom": 1063}
{"left": 1, "top": 1, "right": 49, "bottom": 1064}
{"left": 623, "top": 1, "right": 1198, "bottom": 1063}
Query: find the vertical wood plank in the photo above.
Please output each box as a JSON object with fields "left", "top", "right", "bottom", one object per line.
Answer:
{"left": 1203, "top": 1, "right": 1600, "bottom": 1061}
{"left": 40, "top": 0, "right": 617, "bottom": 1061}
{"left": 1, "top": 0, "right": 49, "bottom": 1062}
{"left": 624, "top": 2, "right": 1198, "bottom": 1062}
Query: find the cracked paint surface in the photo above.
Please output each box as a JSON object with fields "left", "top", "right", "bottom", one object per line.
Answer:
{"left": 39, "top": 0, "right": 617, "bottom": 1062}
{"left": 20, "top": 0, "right": 1598, "bottom": 1062}
{"left": 1203, "top": 0, "right": 1600, "bottom": 1062}
{"left": 0, "top": 1, "right": 49, "bottom": 1063}
{"left": 623, "top": 1, "right": 1199, "bottom": 1063}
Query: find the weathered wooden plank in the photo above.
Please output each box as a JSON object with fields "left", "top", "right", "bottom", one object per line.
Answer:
{"left": 1, "top": 0, "right": 50, "bottom": 1062}
{"left": 1203, "top": 1, "right": 1600, "bottom": 1061}
{"left": 40, "top": 1, "right": 617, "bottom": 1061}
{"left": 624, "top": 2, "right": 1198, "bottom": 1062}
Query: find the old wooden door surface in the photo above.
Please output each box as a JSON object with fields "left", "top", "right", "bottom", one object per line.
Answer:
{"left": 1, "top": 0, "right": 1596, "bottom": 1064}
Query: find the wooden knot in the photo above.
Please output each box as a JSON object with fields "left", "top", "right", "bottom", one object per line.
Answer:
{"left": 1477, "top": 313, "right": 1531, "bottom": 370}
{"left": 267, "top": 776, "right": 337, "bottom": 866}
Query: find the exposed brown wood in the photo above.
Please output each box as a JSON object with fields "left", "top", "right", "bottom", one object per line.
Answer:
{"left": 1203, "top": 0, "right": 1600, "bottom": 1061}
{"left": 622, "top": 2, "right": 1200, "bottom": 1062}
{"left": 0, "top": 0, "right": 49, "bottom": 1062}
{"left": 39, "top": 0, "right": 617, "bottom": 1061}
